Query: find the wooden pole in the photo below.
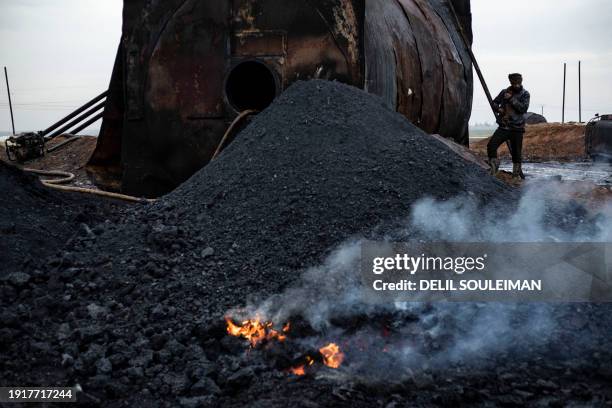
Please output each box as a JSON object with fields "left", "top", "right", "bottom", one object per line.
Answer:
{"left": 578, "top": 60, "right": 582, "bottom": 123}
{"left": 4, "top": 67, "right": 15, "bottom": 135}
{"left": 448, "top": 1, "right": 498, "bottom": 122}
{"left": 562, "top": 63, "right": 566, "bottom": 124}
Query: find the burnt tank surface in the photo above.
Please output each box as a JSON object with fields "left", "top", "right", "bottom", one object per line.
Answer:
{"left": 586, "top": 114, "right": 612, "bottom": 161}
{"left": 87, "top": 0, "right": 474, "bottom": 197}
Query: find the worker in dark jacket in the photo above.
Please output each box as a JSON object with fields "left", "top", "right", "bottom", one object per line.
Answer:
{"left": 487, "top": 73, "right": 530, "bottom": 179}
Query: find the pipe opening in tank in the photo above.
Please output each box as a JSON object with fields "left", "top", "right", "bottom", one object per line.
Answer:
{"left": 225, "top": 61, "right": 277, "bottom": 112}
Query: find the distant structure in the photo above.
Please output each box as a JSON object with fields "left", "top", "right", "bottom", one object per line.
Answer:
{"left": 524, "top": 112, "right": 547, "bottom": 125}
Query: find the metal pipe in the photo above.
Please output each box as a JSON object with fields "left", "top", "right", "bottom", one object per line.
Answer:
{"left": 46, "top": 135, "right": 80, "bottom": 154}
{"left": 47, "top": 101, "right": 105, "bottom": 139}
{"left": 66, "top": 111, "right": 104, "bottom": 136}
{"left": 578, "top": 60, "right": 582, "bottom": 123}
{"left": 447, "top": 2, "right": 498, "bottom": 123}
{"left": 41, "top": 90, "right": 108, "bottom": 137}
{"left": 562, "top": 63, "right": 566, "bottom": 124}
{"left": 4, "top": 67, "right": 15, "bottom": 135}
{"left": 448, "top": 1, "right": 513, "bottom": 159}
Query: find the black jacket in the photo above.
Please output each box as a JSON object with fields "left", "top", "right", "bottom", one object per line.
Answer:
{"left": 494, "top": 87, "right": 530, "bottom": 131}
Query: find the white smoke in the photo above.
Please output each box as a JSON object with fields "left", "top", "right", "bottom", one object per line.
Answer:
{"left": 411, "top": 180, "right": 612, "bottom": 243}
{"left": 254, "top": 241, "right": 362, "bottom": 330}
{"left": 227, "top": 180, "right": 612, "bottom": 379}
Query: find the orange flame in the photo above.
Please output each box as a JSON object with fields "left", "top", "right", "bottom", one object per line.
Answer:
{"left": 319, "top": 343, "right": 344, "bottom": 368}
{"left": 290, "top": 366, "right": 305, "bottom": 376}
{"left": 226, "top": 317, "right": 346, "bottom": 374}
{"left": 289, "top": 356, "right": 314, "bottom": 376}
{"left": 225, "top": 317, "right": 288, "bottom": 347}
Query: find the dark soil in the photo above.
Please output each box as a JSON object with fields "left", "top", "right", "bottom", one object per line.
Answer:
{"left": 1, "top": 81, "right": 611, "bottom": 407}
{"left": 0, "top": 161, "right": 123, "bottom": 275}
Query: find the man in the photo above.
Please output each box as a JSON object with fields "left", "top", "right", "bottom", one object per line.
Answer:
{"left": 487, "top": 73, "right": 530, "bottom": 179}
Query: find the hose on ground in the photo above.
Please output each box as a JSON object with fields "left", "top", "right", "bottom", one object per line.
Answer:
{"left": 22, "top": 167, "right": 156, "bottom": 204}
{"left": 18, "top": 110, "right": 257, "bottom": 200}
{"left": 22, "top": 168, "right": 75, "bottom": 185}
{"left": 212, "top": 109, "right": 258, "bottom": 160}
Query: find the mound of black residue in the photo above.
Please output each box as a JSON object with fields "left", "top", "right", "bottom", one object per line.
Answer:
{"left": 174, "top": 81, "right": 510, "bottom": 243}
{"left": 0, "top": 81, "right": 544, "bottom": 406}
{"left": 154, "top": 79, "right": 515, "bottom": 304}
{"left": 0, "top": 161, "right": 119, "bottom": 275}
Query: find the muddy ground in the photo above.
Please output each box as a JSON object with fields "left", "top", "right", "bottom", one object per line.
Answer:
{"left": 472, "top": 123, "right": 587, "bottom": 162}
{"left": 1, "top": 81, "right": 611, "bottom": 407}
{"left": 1, "top": 135, "right": 98, "bottom": 188}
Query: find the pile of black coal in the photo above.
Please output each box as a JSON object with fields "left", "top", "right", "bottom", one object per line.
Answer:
{"left": 2, "top": 81, "right": 609, "bottom": 407}
{"left": 0, "top": 161, "right": 120, "bottom": 274}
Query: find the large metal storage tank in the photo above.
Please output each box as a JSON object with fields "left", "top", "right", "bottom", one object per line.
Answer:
{"left": 88, "top": 0, "right": 474, "bottom": 197}
{"left": 586, "top": 114, "right": 612, "bottom": 161}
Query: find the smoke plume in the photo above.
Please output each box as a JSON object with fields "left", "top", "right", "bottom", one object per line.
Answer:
{"left": 227, "top": 180, "right": 612, "bottom": 380}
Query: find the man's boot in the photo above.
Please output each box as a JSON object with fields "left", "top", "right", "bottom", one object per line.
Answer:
{"left": 512, "top": 163, "right": 525, "bottom": 180}
{"left": 489, "top": 158, "right": 499, "bottom": 176}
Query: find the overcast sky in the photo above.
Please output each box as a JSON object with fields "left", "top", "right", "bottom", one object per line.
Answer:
{"left": 0, "top": 0, "right": 122, "bottom": 134}
{"left": 471, "top": 0, "right": 612, "bottom": 125}
{"left": 0, "top": 0, "right": 611, "bottom": 133}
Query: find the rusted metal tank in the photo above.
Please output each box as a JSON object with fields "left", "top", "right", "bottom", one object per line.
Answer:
{"left": 586, "top": 114, "right": 612, "bottom": 161}
{"left": 88, "top": 0, "right": 474, "bottom": 197}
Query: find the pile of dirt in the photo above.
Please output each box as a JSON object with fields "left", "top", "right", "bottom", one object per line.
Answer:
{"left": 0, "top": 161, "right": 122, "bottom": 274}
{"left": 472, "top": 123, "right": 586, "bottom": 162}
{"left": 1, "top": 81, "right": 610, "bottom": 407}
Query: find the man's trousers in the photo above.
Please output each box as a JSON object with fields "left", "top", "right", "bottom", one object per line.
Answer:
{"left": 487, "top": 128, "right": 524, "bottom": 164}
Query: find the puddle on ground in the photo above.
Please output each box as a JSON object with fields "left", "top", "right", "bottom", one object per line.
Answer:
{"left": 500, "top": 161, "right": 612, "bottom": 186}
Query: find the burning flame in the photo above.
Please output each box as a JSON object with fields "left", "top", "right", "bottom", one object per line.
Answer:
{"left": 319, "top": 343, "right": 344, "bottom": 369}
{"left": 226, "top": 316, "right": 345, "bottom": 375}
{"left": 289, "top": 356, "right": 314, "bottom": 376}
{"left": 289, "top": 344, "right": 345, "bottom": 375}
{"left": 225, "top": 317, "right": 289, "bottom": 347}
{"left": 290, "top": 366, "right": 306, "bottom": 376}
